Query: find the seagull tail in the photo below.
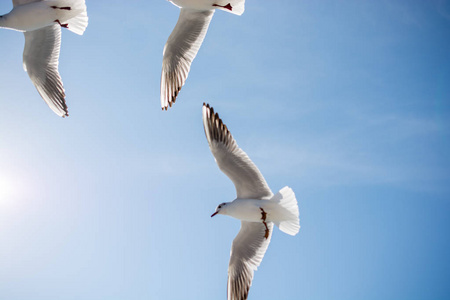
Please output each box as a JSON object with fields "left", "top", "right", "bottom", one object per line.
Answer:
{"left": 51, "top": 0, "right": 88, "bottom": 35}
{"left": 271, "top": 186, "right": 300, "bottom": 236}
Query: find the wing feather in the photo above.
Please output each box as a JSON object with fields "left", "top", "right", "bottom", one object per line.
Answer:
{"left": 202, "top": 103, "right": 272, "bottom": 199}
{"left": 227, "top": 221, "right": 273, "bottom": 300}
{"left": 12, "top": 0, "right": 40, "bottom": 7}
{"left": 161, "top": 9, "right": 214, "bottom": 109}
{"left": 23, "top": 25, "right": 68, "bottom": 117}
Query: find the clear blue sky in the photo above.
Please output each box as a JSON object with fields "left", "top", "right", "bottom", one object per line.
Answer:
{"left": 1, "top": 1, "right": 450, "bottom": 299}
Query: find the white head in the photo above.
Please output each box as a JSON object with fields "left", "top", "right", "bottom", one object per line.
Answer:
{"left": 211, "top": 202, "right": 229, "bottom": 217}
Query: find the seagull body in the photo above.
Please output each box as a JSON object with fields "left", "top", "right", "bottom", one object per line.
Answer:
{"left": 161, "top": 0, "right": 245, "bottom": 110}
{"left": 203, "top": 103, "right": 300, "bottom": 300}
{"left": 213, "top": 198, "right": 299, "bottom": 230}
{"left": 0, "top": 0, "right": 88, "bottom": 117}
{"left": 217, "top": 199, "right": 272, "bottom": 222}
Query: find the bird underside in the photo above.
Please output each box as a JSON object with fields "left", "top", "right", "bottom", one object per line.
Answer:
{"left": 52, "top": 6, "right": 71, "bottom": 28}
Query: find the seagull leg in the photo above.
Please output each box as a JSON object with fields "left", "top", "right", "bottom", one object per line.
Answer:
{"left": 260, "top": 208, "right": 270, "bottom": 239}
{"left": 51, "top": 6, "right": 71, "bottom": 10}
{"left": 54, "top": 19, "right": 69, "bottom": 29}
{"left": 212, "top": 3, "right": 233, "bottom": 11}
{"left": 260, "top": 207, "right": 267, "bottom": 221}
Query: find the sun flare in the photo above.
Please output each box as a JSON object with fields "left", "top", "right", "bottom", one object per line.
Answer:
{"left": 0, "top": 175, "right": 19, "bottom": 206}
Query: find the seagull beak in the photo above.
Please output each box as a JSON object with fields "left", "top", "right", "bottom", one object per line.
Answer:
{"left": 211, "top": 211, "right": 218, "bottom": 217}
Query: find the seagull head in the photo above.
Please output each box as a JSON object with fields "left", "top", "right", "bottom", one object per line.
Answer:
{"left": 211, "top": 202, "right": 228, "bottom": 217}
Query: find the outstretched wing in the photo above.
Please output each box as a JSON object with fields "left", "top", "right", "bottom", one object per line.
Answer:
{"left": 161, "top": 8, "right": 214, "bottom": 110}
{"left": 23, "top": 25, "right": 68, "bottom": 117}
{"left": 12, "top": 0, "right": 40, "bottom": 7}
{"left": 202, "top": 103, "right": 273, "bottom": 199}
{"left": 227, "top": 221, "right": 273, "bottom": 300}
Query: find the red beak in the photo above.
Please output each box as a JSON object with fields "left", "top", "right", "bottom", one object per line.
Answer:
{"left": 211, "top": 211, "right": 218, "bottom": 217}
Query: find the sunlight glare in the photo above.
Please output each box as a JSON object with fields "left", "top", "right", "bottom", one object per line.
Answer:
{"left": 0, "top": 174, "right": 19, "bottom": 207}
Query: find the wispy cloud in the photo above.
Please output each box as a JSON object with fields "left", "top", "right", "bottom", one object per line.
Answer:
{"left": 247, "top": 108, "right": 448, "bottom": 193}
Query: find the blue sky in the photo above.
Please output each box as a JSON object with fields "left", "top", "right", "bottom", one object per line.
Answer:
{"left": 0, "top": 0, "right": 449, "bottom": 299}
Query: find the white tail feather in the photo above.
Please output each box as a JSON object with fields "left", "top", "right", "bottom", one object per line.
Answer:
{"left": 66, "top": 10, "right": 88, "bottom": 35}
{"left": 48, "top": 0, "right": 88, "bottom": 35}
{"left": 271, "top": 186, "right": 300, "bottom": 236}
{"left": 65, "top": 0, "right": 88, "bottom": 35}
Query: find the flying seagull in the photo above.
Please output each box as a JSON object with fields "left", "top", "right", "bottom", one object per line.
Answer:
{"left": 160, "top": 0, "right": 245, "bottom": 110}
{"left": 0, "top": 0, "right": 88, "bottom": 117}
{"left": 202, "top": 103, "right": 300, "bottom": 300}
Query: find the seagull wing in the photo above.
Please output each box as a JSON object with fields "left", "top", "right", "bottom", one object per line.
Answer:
{"left": 23, "top": 25, "right": 68, "bottom": 117}
{"left": 161, "top": 8, "right": 214, "bottom": 110}
{"left": 12, "top": 0, "right": 40, "bottom": 7}
{"left": 202, "top": 103, "right": 273, "bottom": 199}
{"left": 228, "top": 221, "right": 273, "bottom": 300}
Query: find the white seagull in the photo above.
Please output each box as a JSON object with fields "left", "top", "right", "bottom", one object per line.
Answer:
{"left": 161, "top": 0, "right": 245, "bottom": 110}
{"left": 202, "top": 103, "right": 300, "bottom": 300}
{"left": 0, "top": 0, "right": 88, "bottom": 117}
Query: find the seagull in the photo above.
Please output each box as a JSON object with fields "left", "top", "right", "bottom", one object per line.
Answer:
{"left": 0, "top": 0, "right": 88, "bottom": 117}
{"left": 160, "top": 0, "right": 245, "bottom": 110}
{"left": 202, "top": 103, "right": 300, "bottom": 300}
